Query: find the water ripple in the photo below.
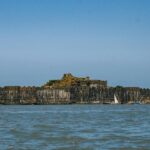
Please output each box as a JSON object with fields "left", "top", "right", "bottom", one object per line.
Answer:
{"left": 0, "top": 105, "right": 150, "bottom": 149}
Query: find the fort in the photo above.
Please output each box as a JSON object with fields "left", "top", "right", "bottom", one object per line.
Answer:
{"left": 0, "top": 73, "right": 150, "bottom": 104}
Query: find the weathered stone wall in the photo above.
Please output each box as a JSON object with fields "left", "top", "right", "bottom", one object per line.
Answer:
{"left": 69, "top": 86, "right": 144, "bottom": 104}
{"left": 0, "top": 86, "right": 150, "bottom": 104}
{"left": 36, "top": 88, "right": 70, "bottom": 104}
{"left": 0, "top": 86, "right": 37, "bottom": 104}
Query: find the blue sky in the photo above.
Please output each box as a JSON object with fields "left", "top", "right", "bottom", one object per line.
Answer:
{"left": 0, "top": 0, "right": 150, "bottom": 87}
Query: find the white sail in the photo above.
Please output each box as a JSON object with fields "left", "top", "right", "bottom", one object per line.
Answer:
{"left": 114, "top": 94, "right": 119, "bottom": 104}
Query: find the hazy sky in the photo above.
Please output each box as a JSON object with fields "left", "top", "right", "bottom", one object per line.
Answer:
{"left": 0, "top": 0, "right": 150, "bottom": 87}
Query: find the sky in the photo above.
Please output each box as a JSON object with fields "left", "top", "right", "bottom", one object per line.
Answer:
{"left": 0, "top": 0, "right": 150, "bottom": 88}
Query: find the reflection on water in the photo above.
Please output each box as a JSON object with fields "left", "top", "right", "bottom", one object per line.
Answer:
{"left": 0, "top": 105, "right": 150, "bottom": 150}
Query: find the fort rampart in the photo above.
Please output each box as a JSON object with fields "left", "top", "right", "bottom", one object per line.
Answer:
{"left": 0, "top": 74, "right": 150, "bottom": 104}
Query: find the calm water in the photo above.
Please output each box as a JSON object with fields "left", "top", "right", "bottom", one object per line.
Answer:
{"left": 0, "top": 105, "right": 150, "bottom": 150}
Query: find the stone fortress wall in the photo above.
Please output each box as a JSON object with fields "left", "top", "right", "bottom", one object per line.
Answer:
{"left": 0, "top": 73, "right": 150, "bottom": 104}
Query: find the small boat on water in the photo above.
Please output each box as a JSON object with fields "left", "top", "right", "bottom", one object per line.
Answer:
{"left": 111, "top": 94, "right": 119, "bottom": 104}
{"left": 114, "top": 94, "right": 119, "bottom": 104}
{"left": 103, "top": 94, "right": 120, "bottom": 104}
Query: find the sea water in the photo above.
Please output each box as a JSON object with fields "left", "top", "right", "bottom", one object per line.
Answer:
{"left": 0, "top": 105, "right": 150, "bottom": 150}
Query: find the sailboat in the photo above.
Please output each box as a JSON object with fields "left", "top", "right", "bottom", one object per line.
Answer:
{"left": 111, "top": 94, "right": 119, "bottom": 104}
{"left": 103, "top": 94, "right": 120, "bottom": 104}
{"left": 114, "top": 94, "right": 119, "bottom": 104}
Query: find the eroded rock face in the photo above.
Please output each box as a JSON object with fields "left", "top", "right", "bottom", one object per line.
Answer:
{"left": 0, "top": 74, "right": 150, "bottom": 104}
